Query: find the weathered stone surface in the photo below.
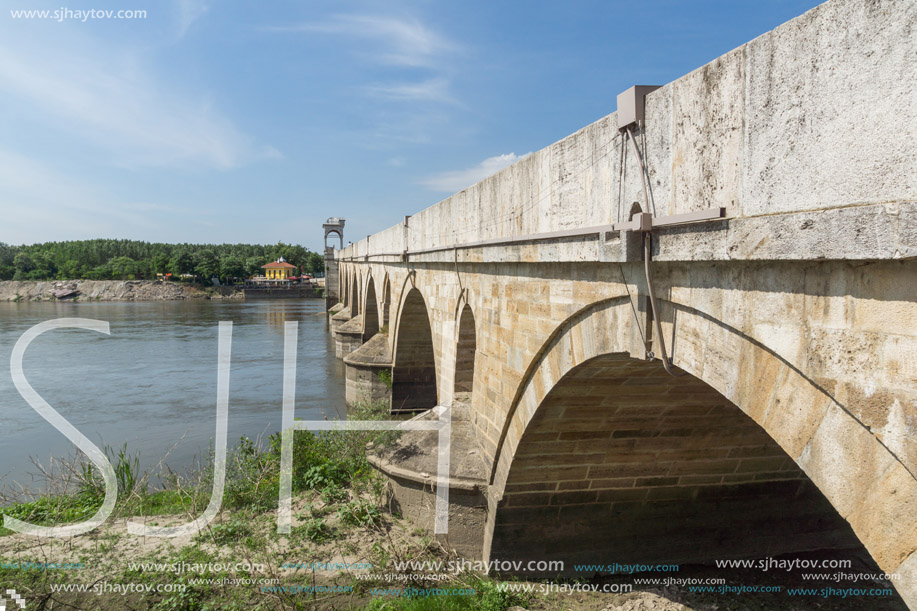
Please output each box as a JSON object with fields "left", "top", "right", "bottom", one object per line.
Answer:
{"left": 368, "top": 402, "right": 488, "bottom": 558}
{"left": 896, "top": 551, "right": 917, "bottom": 610}
{"left": 343, "top": 333, "right": 393, "bottom": 405}
{"left": 327, "top": 1, "right": 917, "bottom": 601}
{"left": 742, "top": 0, "right": 916, "bottom": 217}
{"left": 671, "top": 46, "right": 744, "bottom": 217}
{"left": 336, "top": 0, "right": 915, "bottom": 263}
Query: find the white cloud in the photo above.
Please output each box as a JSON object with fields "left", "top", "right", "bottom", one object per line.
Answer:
{"left": 263, "top": 12, "right": 461, "bottom": 146}
{"left": 270, "top": 14, "right": 455, "bottom": 68}
{"left": 0, "top": 25, "right": 275, "bottom": 170}
{"left": 365, "top": 78, "right": 457, "bottom": 104}
{"left": 177, "top": 0, "right": 209, "bottom": 38}
{"left": 420, "top": 153, "right": 531, "bottom": 193}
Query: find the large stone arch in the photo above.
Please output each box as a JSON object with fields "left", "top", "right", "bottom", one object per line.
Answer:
{"left": 363, "top": 275, "right": 380, "bottom": 342}
{"left": 391, "top": 286, "right": 438, "bottom": 413}
{"left": 454, "top": 303, "right": 477, "bottom": 396}
{"left": 346, "top": 269, "right": 356, "bottom": 310}
{"left": 352, "top": 273, "right": 361, "bottom": 317}
{"left": 337, "top": 267, "right": 345, "bottom": 306}
{"left": 486, "top": 297, "right": 917, "bottom": 590}
{"left": 340, "top": 267, "right": 349, "bottom": 308}
{"left": 381, "top": 274, "right": 392, "bottom": 327}
{"left": 490, "top": 351, "right": 860, "bottom": 572}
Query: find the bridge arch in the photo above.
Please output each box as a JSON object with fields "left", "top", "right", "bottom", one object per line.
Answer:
{"left": 352, "top": 273, "right": 361, "bottom": 317}
{"left": 345, "top": 270, "right": 355, "bottom": 311}
{"left": 454, "top": 303, "right": 477, "bottom": 397}
{"left": 381, "top": 275, "right": 391, "bottom": 327}
{"left": 338, "top": 269, "right": 345, "bottom": 306}
{"left": 391, "top": 286, "right": 438, "bottom": 413}
{"left": 340, "top": 269, "right": 349, "bottom": 308}
{"left": 363, "top": 275, "right": 380, "bottom": 341}
{"left": 487, "top": 297, "right": 917, "bottom": 581}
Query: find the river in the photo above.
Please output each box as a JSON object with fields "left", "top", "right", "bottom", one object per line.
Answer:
{"left": 0, "top": 299, "right": 345, "bottom": 497}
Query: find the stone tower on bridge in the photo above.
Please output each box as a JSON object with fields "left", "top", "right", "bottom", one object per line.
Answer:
{"left": 322, "top": 217, "right": 345, "bottom": 310}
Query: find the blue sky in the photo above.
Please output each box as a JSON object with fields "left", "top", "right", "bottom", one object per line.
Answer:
{"left": 0, "top": 0, "right": 823, "bottom": 252}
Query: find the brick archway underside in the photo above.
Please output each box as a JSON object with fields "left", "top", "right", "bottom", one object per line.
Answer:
{"left": 392, "top": 288, "right": 437, "bottom": 413}
{"left": 490, "top": 353, "right": 860, "bottom": 572}
{"left": 364, "top": 280, "right": 380, "bottom": 341}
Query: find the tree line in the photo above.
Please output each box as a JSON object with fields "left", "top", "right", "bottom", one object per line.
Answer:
{"left": 0, "top": 240, "right": 325, "bottom": 282}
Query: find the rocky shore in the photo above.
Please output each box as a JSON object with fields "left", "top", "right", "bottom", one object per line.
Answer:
{"left": 0, "top": 280, "right": 243, "bottom": 302}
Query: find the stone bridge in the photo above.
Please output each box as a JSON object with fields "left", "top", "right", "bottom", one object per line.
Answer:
{"left": 324, "top": 0, "right": 916, "bottom": 605}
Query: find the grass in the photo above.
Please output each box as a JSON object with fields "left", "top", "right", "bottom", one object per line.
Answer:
{"left": 293, "top": 518, "right": 338, "bottom": 543}
{"left": 339, "top": 499, "right": 384, "bottom": 529}
{"left": 195, "top": 519, "right": 253, "bottom": 545}
{"left": 363, "top": 574, "right": 532, "bottom": 611}
{"left": 0, "top": 493, "right": 101, "bottom": 536}
{"left": 0, "top": 398, "right": 396, "bottom": 536}
{"left": 0, "top": 398, "right": 538, "bottom": 611}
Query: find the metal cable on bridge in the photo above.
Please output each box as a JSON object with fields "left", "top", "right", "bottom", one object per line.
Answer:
{"left": 626, "top": 124, "right": 684, "bottom": 378}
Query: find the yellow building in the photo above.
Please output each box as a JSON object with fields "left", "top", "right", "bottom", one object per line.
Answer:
{"left": 261, "top": 258, "right": 297, "bottom": 280}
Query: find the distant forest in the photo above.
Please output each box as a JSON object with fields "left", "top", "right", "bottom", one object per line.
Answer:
{"left": 0, "top": 240, "right": 325, "bottom": 282}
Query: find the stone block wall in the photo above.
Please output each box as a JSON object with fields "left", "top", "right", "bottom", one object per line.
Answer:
{"left": 489, "top": 353, "right": 859, "bottom": 571}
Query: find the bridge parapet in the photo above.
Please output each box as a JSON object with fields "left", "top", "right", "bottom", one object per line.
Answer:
{"left": 339, "top": 0, "right": 914, "bottom": 265}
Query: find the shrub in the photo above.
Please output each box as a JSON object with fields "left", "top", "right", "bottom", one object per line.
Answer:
{"left": 197, "top": 519, "right": 253, "bottom": 545}
{"left": 377, "top": 369, "right": 393, "bottom": 390}
{"left": 338, "top": 499, "right": 383, "bottom": 529}
{"left": 294, "top": 518, "right": 337, "bottom": 543}
{"left": 321, "top": 485, "right": 349, "bottom": 505}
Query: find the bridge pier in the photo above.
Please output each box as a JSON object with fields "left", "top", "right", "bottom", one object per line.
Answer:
{"left": 329, "top": 306, "right": 350, "bottom": 331}
{"left": 367, "top": 400, "right": 489, "bottom": 559}
{"left": 327, "top": 301, "right": 345, "bottom": 323}
{"left": 343, "top": 332, "right": 393, "bottom": 406}
{"left": 334, "top": 315, "right": 364, "bottom": 359}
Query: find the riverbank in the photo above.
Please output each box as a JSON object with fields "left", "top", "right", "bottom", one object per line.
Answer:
{"left": 0, "top": 402, "right": 904, "bottom": 609}
{"left": 0, "top": 280, "right": 243, "bottom": 302}
{"left": 0, "top": 400, "right": 533, "bottom": 610}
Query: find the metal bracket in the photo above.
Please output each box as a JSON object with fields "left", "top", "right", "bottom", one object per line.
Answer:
{"left": 613, "top": 207, "right": 726, "bottom": 233}
{"left": 617, "top": 86, "right": 661, "bottom": 129}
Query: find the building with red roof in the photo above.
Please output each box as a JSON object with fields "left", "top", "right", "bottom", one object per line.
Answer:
{"left": 260, "top": 257, "right": 297, "bottom": 280}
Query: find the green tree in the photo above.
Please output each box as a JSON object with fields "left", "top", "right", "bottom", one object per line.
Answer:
{"left": 59, "top": 259, "right": 81, "bottom": 279}
{"left": 305, "top": 252, "right": 325, "bottom": 275}
{"left": 244, "top": 256, "right": 263, "bottom": 278}
{"left": 151, "top": 253, "right": 170, "bottom": 275}
{"left": 13, "top": 252, "right": 35, "bottom": 279}
{"left": 109, "top": 256, "right": 137, "bottom": 279}
{"left": 193, "top": 249, "right": 219, "bottom": 281}
{"left": 219, "top": 254, "right": 245, "bottom": 282}
{"left": 0, "top": 240, "right": 323, "bottom": 282}
{"left": 168, "top": 252, "right": 194, "bottom": 276}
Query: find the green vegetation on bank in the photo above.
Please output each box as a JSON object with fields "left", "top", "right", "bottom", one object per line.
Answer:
{"left": 0, "top": 239, "right": 325, "bottom": 282}
{"left": 1, "top": 400, "right": 391, "bottom": 536}
{"left": 0, "top": 400, "right": 533, "bottom": 610}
